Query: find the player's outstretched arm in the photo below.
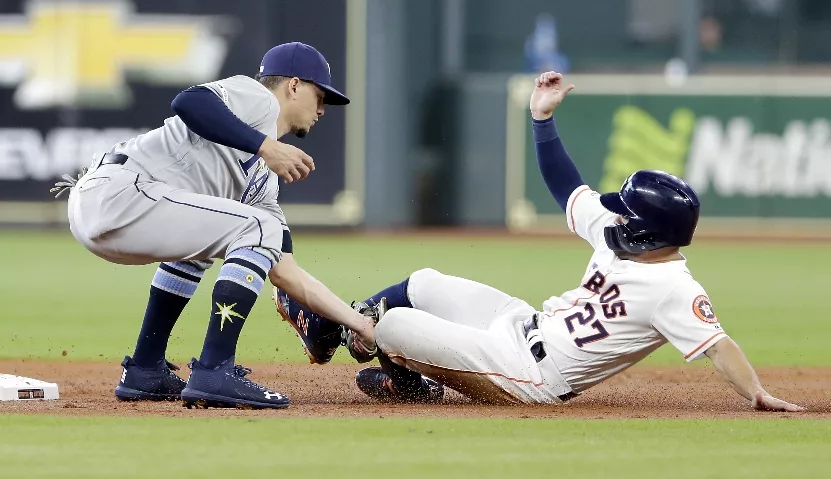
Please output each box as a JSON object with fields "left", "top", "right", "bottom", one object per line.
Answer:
{"left": 704, "top": 337, "right": 805, "bottom": 412}
{"left": 268, "top": 254, "right": 377, "bottom": 354}
{"left": 530, "top": 71, "right": 585, "bottom": 212}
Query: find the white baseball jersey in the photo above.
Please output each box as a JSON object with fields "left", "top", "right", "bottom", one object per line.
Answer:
{"left": 538, "top": 185, "right": 728, "bottom": 392}
{"left": 113, "top": 75, "right": 279, "bottom": 203}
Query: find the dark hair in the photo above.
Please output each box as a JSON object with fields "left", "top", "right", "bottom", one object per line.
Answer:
{"left": 255, "top": 74, "right": 291, "bottom": 90}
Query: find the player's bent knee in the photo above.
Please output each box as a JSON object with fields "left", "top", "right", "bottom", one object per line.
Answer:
{"left": 375, "top": 308, "right": 418, "bottom": 353}
{"left": 409, "top": 268, "right": 444, "bottom": 286}
{"left": 226, "top": 214, "right": 284, "bottom": 265}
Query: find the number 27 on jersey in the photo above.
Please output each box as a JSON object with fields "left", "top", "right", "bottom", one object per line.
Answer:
{"left": 564, "top": 271, "right": 627, "bottom": 347}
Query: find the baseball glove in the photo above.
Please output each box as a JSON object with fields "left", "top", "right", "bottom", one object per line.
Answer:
{"left": 343, "top": 298, "right": 387, "bottom": 363}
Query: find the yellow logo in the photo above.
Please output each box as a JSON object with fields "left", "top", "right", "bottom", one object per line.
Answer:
{"left": 599, "top": 106, "right": 695, "bottom": 193}
{"left": 0, "top": 0, "right": 229, "bottom": 109}
{"left": 215, "top": 303, "right": 245, "bottom": 331}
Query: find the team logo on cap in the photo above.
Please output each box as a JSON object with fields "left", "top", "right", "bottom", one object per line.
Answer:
{"left": 692, "top": 295, "right": 718, "bottom": 324}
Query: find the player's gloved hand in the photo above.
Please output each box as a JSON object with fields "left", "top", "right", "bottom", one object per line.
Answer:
{"left": 751, "top": 391, "right": 806, "bottom": 412}
{"left": 344, "top": 317, "right": 378, "bottom": 364}
{"left": 529, "top": 71, "right": 575, "bottom": 121}
{"left": 49, "top": 167, "right": 89, "bottom": 199}
{"left": 258, "top": 138, "right": 315, "bottom": 184}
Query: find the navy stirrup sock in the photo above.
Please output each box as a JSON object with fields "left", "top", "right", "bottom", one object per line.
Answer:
{"left": 366, "top": 278, "right": 412, "bottom": 309}
{"left": 132, "top": 261, "right": 205, "bottom": 368}
{"left": 199, "top": 249, "right": 272, "bottom": 369}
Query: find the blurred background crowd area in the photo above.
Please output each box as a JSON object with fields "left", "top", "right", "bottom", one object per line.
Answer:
{"left": 480, "top": 0, "right": 831, "bottom": 74}
{"left": 0, "top": 0, "right": 829, "bottom": 237}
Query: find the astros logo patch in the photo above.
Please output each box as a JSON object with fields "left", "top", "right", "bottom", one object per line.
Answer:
{"left": 692, "top": 295, "right": 717, "bottom": 323}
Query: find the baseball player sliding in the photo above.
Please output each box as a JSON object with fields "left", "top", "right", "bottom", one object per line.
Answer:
{"left": 52, "top": 42, "right": 376, "bottom": 409}
{"left": 285, "top": 72, "right": 804, "bottom": 411}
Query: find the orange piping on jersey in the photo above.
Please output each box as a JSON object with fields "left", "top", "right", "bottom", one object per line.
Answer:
{"left": 568, "top": 186, "right": 591, "bottom": 231}
{"left": 683, "top": 332, "right": 727, "bottom": 360}
{"left": 544, "top": 292, "right": 596, "bottom": 317}
{"left": 387, "top": 354, "right": 544, "bottom": 387}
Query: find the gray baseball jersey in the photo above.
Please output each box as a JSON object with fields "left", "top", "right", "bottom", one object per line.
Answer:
{"left": 114, "top": 75, "right": 280, "bottom": 202}
{"left": 67, "top": 76, "right": 288, "bottom": 267}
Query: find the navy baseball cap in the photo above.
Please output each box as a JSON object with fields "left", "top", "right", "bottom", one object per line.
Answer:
{"left": 259, "top": 42, "right": 350, "bottom": 105}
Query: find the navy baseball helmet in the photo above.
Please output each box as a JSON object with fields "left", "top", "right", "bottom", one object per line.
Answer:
{"left": 599, "top": 170, "right": 700, "bottom": 254}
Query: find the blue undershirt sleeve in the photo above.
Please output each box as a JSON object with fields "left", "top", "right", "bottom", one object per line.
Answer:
{"left": 171, "top": 86, "right": 267, "bottom": 155}
{"left": 532, "top": 117, "right": 586, "bottom": 212}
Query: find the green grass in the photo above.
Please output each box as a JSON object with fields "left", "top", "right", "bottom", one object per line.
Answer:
{"left": 1, "top": 230, "right": 829, "bottom": 366}
{"left": 0, "top": 415, "right": 828, "bottom": 479}
{"left": 0, "top": 417, "right": 831, "bottom": 479}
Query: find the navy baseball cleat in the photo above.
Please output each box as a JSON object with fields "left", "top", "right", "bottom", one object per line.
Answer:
{"left": 181, "top": 357, "right": 290, "bottom": 409}
{"left": 114, "top": 356, "right": 187, "bottom": 401}
{"left": 355, "top": 367, "right": 444, "bottom": 403}
{"left": 273, "top": 287, "right": 344, "bottom": 364}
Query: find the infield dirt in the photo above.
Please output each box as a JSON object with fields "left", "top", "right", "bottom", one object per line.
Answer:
{"left": 1, "top": 360, "right": 828, "bottom": 419}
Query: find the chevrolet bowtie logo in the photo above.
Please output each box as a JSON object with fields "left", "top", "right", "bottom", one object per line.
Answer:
{"left": 0, "top": 0, "right": 230, "bottom": 109}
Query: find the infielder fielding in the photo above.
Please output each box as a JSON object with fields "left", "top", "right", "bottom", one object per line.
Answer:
{"left": 52, "top": 42, "right": 375, "bottom": 409}
{"left": 284, "top": 72, "right": 805, "bottom": 411}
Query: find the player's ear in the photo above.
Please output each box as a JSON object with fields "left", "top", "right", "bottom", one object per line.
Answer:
{"left": 288, "top": 77, "right": 301, "bottom": 99}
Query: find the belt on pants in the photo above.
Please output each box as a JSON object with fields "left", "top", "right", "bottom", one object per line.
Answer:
{"left": 523, "top": 313, "right": 578, "bottom": 403}
{"left": 522, "top": 313, "right": 547, "bottom": 362}
{"left": 98, "top": 152, "right": 129, "bottom": 167}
